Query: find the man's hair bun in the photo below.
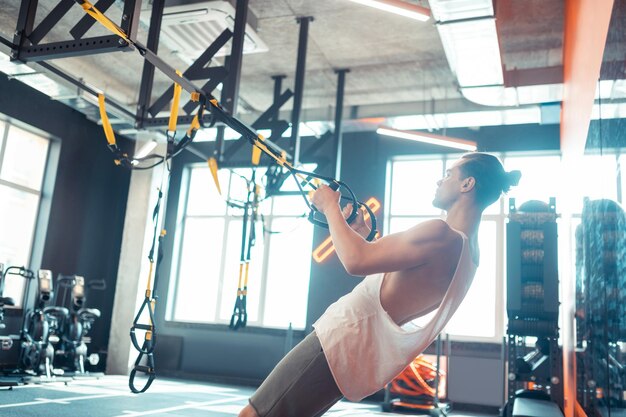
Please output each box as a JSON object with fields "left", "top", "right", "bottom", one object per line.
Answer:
{"left": 503, "top": 170, "right": 522, "bottom": 192}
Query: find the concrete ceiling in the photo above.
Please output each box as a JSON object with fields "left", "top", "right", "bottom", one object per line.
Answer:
{"left": 0, "top": 0, "right": 620, "bottom": 130}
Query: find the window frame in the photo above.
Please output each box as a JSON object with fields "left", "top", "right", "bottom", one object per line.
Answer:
{"left": 166, "top": 164, "right": 314, "bottom": 330}
{"left": 0, "top": 117, "right": 53, "bottom": 308}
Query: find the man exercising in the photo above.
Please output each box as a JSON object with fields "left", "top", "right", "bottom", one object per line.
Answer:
{"left": 239, "top": 152, "right": 521, "bottom": 417}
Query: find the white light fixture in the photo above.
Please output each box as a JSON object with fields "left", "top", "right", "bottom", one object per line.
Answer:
{"left": 377, "top": 126, "right": 477, "bottom": 151}
{"left": 134, "top": 140, "right": 159, "bottom": 159}
{"left": 348, "top": 0, "right": 430, "bottom": 22}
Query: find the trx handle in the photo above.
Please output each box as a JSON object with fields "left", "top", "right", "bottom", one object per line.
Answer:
{"left": 129, "top": 342, "right": 156, "bottom": 394}
{"left": 358, "top": 202, "right": 378, "bottom": 242}
{"left": 305, "top": 177, "right": 359, "bottom": 229}
{"left": 129, "top": 296, "right": 157, "bottom": 355}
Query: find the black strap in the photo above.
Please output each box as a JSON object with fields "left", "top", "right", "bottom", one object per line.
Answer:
{"left": 128, "top": 175, "right": 168, "bottom": 392}
{"left": 128, "top": 338, "right": 156, "bottom": 394}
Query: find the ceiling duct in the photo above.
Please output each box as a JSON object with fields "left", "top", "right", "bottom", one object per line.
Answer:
{"left": 151, "top": 1, "right": 268, "bottom": 65}
{"left": 429, "top": 0, "right": 562, "bottom": 107}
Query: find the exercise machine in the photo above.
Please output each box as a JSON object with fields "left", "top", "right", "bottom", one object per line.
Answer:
{"left": 575, "top": 198, "right": 626, "bottom": 416}
{"left": 502, "top": 198, "right": 564, "bottom": 417}
{"left": 19, "top": 269, "right": 68, "bottom": 380}
{"left": 52, "top": 274, "right": 103, "bottom": 377}
{"left": 382, "top": 334, "right": 450, "bottom": 415}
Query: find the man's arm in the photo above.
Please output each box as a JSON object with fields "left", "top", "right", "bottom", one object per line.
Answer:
{"left": 342, "top": 203, "right": 377, "bottom": 240}
{"left": 312, "top": 185, "right": 452, "bottom": 276}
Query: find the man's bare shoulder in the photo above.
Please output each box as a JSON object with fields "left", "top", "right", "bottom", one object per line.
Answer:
{"left": 405, "top": 219, "right": 455, "bottom": 243}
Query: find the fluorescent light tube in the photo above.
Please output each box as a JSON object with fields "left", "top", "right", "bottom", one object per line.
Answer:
{"left": 377, "top": 127, "right": 477, "bottom": 151}
{"left": 349, "top": 0, "right": 430, "bottom": 22}
{"left": 134, "top": 140, "right": 158, "bottom": 159}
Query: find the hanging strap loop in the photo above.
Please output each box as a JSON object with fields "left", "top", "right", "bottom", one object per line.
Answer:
{"left": 128, "top": 340, "right": 156, "bottom": 394}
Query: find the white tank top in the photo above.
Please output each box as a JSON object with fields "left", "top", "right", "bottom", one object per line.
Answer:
{"left": 313, "top": 229, "right": 477, "bottom": 401}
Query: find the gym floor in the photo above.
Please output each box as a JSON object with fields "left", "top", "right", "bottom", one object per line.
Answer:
{"left": 0, "top": 375, "right": 498, "bottom": 417}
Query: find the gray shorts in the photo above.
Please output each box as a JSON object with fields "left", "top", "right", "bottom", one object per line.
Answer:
{"left": 249, "top": 331, "right": 343, "bottom": 417}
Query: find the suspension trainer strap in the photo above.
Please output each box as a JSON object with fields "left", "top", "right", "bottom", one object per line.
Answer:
{"left": 241, "top": 175, "right": 260, "bottom": 328}
{"left": 128, "top": 340, "right": 156, "bottom": 393}
{"left": 168, "top": 71, "right": 182, "bottom": 134}
{"left": 229, "top": 188, "right": 250, "bottom": 330}
{"left": 129, "top": 174, "right": 167, "bottom": 392}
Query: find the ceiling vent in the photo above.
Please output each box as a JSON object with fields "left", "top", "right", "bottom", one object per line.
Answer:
{"left": 157, "top": 1, "right": 268, "bottom": 64}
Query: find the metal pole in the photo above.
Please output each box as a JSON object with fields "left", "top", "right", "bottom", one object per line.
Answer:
{"left": 12, "top": 0, "right": 38, "bottom": 61}
{"left": 121, "top": 0, "right": 142, "bottom": 42}
{"left": 271, "top": 74, "right": 287, "bottom": 139}
{"left": 291, "top": 16, "right": 314, "bottom": 166}
{"left": 333, "top": 69, "right": 349, "bottom": 180}
{"left": 136, "top": 0, "right": 165, "bottom": 128}
{"left": 221, "top": 0, "right": 249, "bottom": 116}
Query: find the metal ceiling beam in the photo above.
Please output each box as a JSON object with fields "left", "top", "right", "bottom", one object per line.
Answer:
{"left": 290, "top": 16, "right": 314, "bottom": 165}
{"left": 120, "top": 0, "right": 142, "bottom": 42}
{"left": 12, "top": 0, "right": 39, "bottom": 61}
{"left": 136, "top": 0, "right": 165, "bottom": 128}
{"left": 18, "top": 35, "right": 132, "bottom": 62}
{"left": 70, "top": 0, "right": 116, "bottom": 39}
{"left": 222, "top": 87, "right": 294, "bottom": 161}
{"left": 215, "top": 0, "right": 250, "bottom": 163}
{"left": 28, "top": 0, "right": 74, "bottom": 46}
{"left": 12, "top": 0, "right": 135, "bottom": 63}
{"left": 332, "top": 69, "right": 349, "bottom": 180}
{"left": 220, "top": 0, "right": 249, "bottom": 116}
{"left": 146, "top": 29, "right": 233, "bottom": 118}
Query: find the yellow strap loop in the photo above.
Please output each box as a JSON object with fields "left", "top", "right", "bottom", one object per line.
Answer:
{"left": 168, "top": 70, "right": 183, "bottom": 132}
{"left": 81, "top": 1, "right": 129, "bottom": 41}
{"left": 243, "top": 262, "right": 250, "bottom": 288}
{"left": 236, "top": 263, "right": 244, "bottom": 295}
{"left": 186, "top": 114, "right": 201, "bottom": 136}
{"left": 98, "top": 93, "right": 117, "bottom": 147}
{"left": 145, "top": 261, "right": 154, "bottom": 295}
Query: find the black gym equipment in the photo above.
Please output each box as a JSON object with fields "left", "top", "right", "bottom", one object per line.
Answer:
{"left": 52, "top": 274, "right": 104, "bottom": 377}
{"left": 502, "top": 198, "right": 564, "bottom": 417}
{"left": 575, "top": 198, "right": 626, "bottom": 416}
{"left": 0, "top": 263, "right": 22, "bottom": 387}
{"left": 382, "top": 334, "right": 450, "bottom": 416}
{"left": 0, "top": 263, "right": 15, "bottom": 328}
{"left": 18, "top": 269, "right": 70, "bottom": 382}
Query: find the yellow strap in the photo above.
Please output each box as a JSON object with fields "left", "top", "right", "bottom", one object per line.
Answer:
{"left": 236, "top": 263, "right": 244, "bottom": 295}
{"left": 243, "top": 262, "right": 250, "bottom": 287}
{"left": 186, "top": 114, "right": 200, "bottom": 136}
{"left": 168, "top": 70, "right": 183, "bottom": 132}
{"left": 81, "top": 1, "right": 129, "bottom": 41}
{"left": 98, "top": 94, "right": 117, "bottom": 146}
{"left": 145, "top": 261, "right": 154, "bottom": 294}
{"left": 251, "top": 134, "right": 263, "bottom": 165}
{"left": 208, "top": 157, "right": 222, "bottom": 195}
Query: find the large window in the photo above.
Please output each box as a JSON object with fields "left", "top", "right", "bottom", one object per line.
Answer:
{"left": 386, "top": 152, "right": 616, "bottom": 342}
{"left": 0, "top": 120, "right": 50, "bottom": 307}
{"left": 168, "top": 165, "right": 314, "bottom": 329}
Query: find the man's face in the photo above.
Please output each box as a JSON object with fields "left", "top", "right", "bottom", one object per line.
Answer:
{"left": 432, "top": 159, "right": 466, "bottom": 210}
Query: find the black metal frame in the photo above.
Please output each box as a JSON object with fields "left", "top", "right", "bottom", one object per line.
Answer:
{"left": 7, "top": 1, "right": 338, "bottom": 169}
{"left": 505, "top": 197, "right": 564, "bottom": 410}
{"left": 290, "top": 16, "right": 314, "bottom": 165}
{"left": 12, "top": 0, "right": 136, "bottom": 62}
